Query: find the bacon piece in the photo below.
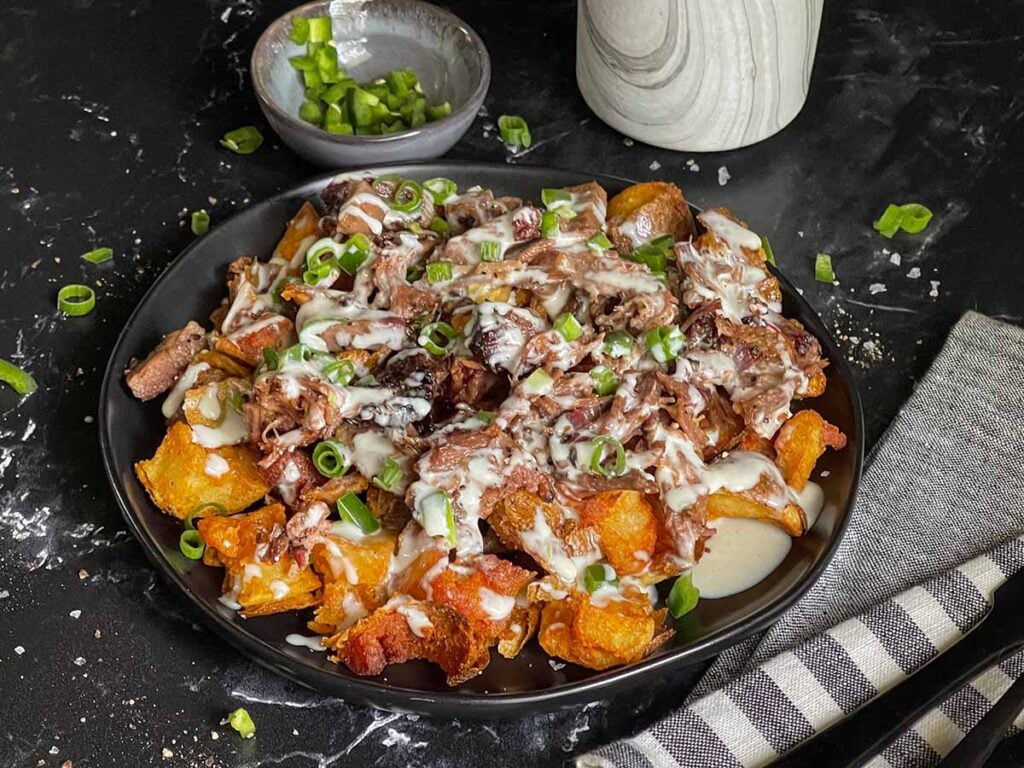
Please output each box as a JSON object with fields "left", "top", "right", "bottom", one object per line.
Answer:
{"left": 124, "top": 320, "right": 206, "bottom": 401}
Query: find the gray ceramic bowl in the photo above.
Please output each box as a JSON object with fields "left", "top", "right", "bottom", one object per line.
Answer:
{"left": 251, "top": 0, "right": 489, "bottom": 167}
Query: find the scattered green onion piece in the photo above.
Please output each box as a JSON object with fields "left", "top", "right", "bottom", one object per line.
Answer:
{"left": 337, "top": 491, "right": 381, "bottom": 534}
{"left": 315, "top": 44, "right": 339, "bottom": 83}
{"left": 185, "top": 502, "right": 228, "bottom": 531}
{"left": 226, "top": 390, "right": 245, "bottom": 414}
{"left": 541, "top": 188, "right": 571, "bottom": 208}
{"left": 288, "top": 54, "right": 316, "bottom": 72}
{"left": 667, "top": 572, "right": 700, "bottom": 618}
{"left": 426, "top": 260, "right": 453, "bottom": 284}
{"left": 372, "top": 457, "right": 404, "bottom": 492}
{"left": 587, "top": 232, "right": 613, "bottom": 253}
{"left": 603, "top": 330, "right": 634, "bottom": 359}
{"left": 179, "top": 529, "right": 205, "bottom": 560}
{"left": 289, "top": 16, "right": 310, "bottom": 44}
{"left": 644, "top": 326, "right": 685, "bottom": 363}
{"left": 872, "top": 204, "right": 903, "bottom": 238}
{"left": 57, "top": 284, "right": 96, "bottom": 316}
{"left": 306, "top": 238, "right": 341, "bottom": 271}
{"left": 523, "top": 368, "right": 553, "bottom": 395}
{"left": 390, "top": 179, "right": 423, "bottom": 214}
{"left": 417, "top": 490, "right": 455, "bottom": 544}
{"left": 429, "top": 216, "right": 450, "bottom": 235}
{"left": 896, "top": 203, "right": 933, "bottom": 234}
{"left": 425, "top": 102, "right": 451, "bottom": 122}
{"left": 814, "top": 253, "right": 836, "bottom": 283}
{"left": 554, "top": 312, "right": 582, "bottom": 342}
{"left": 227, "top": 708, "right": 256, "bottom": 740}
{"left": 497, "top": 114, "right": 532, "bottom": 148}
{"left": 80, "top": 247, "right": 113, "bottom": 264}
{"left": 219, "top": 126, "right": 264, "bottom": 155}
{"left": 406, "top": 265, "right": 424, "bottom": 283}
{"left": 583, "top": 563, "right": 620, "bottom": 593}
{"left": 303, "top": 262, "right": 335, "bottom": 285}
{"left": 423, "top": 177, "right": 457, "bottom": 203}
{"left": 651, "top": 234, "right": 675, "bottom": 250}
{"left": 313, "top": 439, "right": 350, "bottom": 478}
{"left": 307, "top": 16, "right": 333, "bottom": 43}
{"left": 630, "top": 244, "right": 668, "bottom": 274}
{"left": 190, "top": 210, "right": 210, "bottom": 236}
{"left": 299, "top": 100, "right": 324, "bottom": 125}
{"left": 475, "top": 410, "right": 496, "bottom": 425}
{"left": 761, "top": 236, "right": 776, "bottom": 266}
{"left": 589, "top": 435, "right": 626, "bottom": 478}
{"left": 263, "top": 347, "right": 279, "bottom": 370}
{"left": 540, "top": 211, "right": 559, "bottom": 239}
{"left": 479, "top": 240, "right": 502, "bottom": 262}
{"left": 338, "top": 233, "right": 371, "bottom": 275}
{"left": 322, "top": 358, "right": 356, "bottom": 386}
{"left": 278, "top": 343, "right": 313, "bottom": 368}
{"left": 418, "top": 321, "right": 458, "bottom": 356}
{"left": 0, "top": 359, "right": 37, "bottom": 396}
{"left": 589, "top": 366, "right": 618, "bottom": 396}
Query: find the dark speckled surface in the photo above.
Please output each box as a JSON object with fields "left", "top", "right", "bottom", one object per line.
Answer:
{"left": 1, "top": 1, "right": 1023, "bottom": 766}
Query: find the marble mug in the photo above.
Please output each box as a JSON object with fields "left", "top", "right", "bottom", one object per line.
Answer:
{"left": 576, "top": 0, "right": 824, "bottom": 151}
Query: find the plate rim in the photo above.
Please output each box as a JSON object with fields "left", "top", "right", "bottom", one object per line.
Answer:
{"left": 98, "top": 160, "right": 864, "bottom": 716}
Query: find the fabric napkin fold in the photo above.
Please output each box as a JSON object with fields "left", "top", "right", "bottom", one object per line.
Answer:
{"left": 580, "top": 311, "right": 1024, "bottom": 768}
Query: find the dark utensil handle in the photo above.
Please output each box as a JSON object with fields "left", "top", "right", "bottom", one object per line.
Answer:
{"left": 937, "top": 673, "right": 1024, "bottom": 768}
{"left": 773, "top": 616, "right": 1019, "bottom": 768}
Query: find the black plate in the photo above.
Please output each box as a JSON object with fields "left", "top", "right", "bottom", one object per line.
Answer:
{"left": 99, "top": 161, "right": 863, "bottom": 717}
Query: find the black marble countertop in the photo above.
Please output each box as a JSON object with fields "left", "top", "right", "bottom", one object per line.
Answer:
{"left": 2, "top": 0, "right": 1024, "bottom": 766}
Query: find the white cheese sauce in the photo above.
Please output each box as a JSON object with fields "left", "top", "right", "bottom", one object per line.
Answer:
{"left": 285, "top": 633, "right": 327, "bottom": 652}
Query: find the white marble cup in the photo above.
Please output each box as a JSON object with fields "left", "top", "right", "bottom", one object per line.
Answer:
{"left": 576, "top": 0, "right": 824, "bottom": 152}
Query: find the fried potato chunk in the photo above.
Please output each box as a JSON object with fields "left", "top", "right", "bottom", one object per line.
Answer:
{"left": 707, "top": 490, "right": 806, "bottom": 537}
{"left": 214, "top": 315, "right": 296, "bottom": 367}
{"left": 135, "top": 421, "right": 268, "bottom": 519}
{"left": 579, "top": 490, "right": 657, "bottom": 576}
{"left": 273, "top": 201, "right": 320, "bottom": 263}
{"left": 489, "top": 491, "right": 592, "bottom": 581}
{"left": 307, "top": 530, "right": 396, "bottom": 635}
{"left": 773, "top": 410, "right": 848, "bottom": 491}
{"left": 194, "top": 349, "right": 252, "bottom": 378}
{"left": 538, "top": 589, "right": 671, "bottom": 670}
{"left": 606, "top": 182, "right": 695, "bottom": 253}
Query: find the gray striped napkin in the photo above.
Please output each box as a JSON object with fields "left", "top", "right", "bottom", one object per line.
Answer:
{"left": 580, "top": 311, "right": 1024, "bottom": 768}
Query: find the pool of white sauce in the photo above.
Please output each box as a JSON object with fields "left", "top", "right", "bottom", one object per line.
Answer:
{"left": 692, "top": 481, "right": 824, "bottom": 599}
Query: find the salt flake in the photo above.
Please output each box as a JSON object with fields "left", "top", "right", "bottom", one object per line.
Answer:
{"left": 717, "top": 166, "right": 731, "bottom": 186}
{"left": 907, "top": 267, "right": 921, "bottom": 279}
{"left": 868, "top": 283, "right": 887, "bottom": 295}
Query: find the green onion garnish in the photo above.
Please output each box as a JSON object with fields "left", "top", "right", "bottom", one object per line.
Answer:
{"left": 57, "top": 284, "right": 96, "bottom": 316}
{"left": 322, "top": 358, "right": 356, "bottom": 386}
{"left": 312, "top": 439, "right": 350, "bottom": 478}
{"left": 589, "top": 366, "right": 618, "bottom": 396}
{"left": 479, "top": 240, "right": 502, "bottom": 262}
{"left": 303, "top": 262, "right": 335, "bottom": 285}
{"left": 0, "top": 359, "right": 37, "bottom": 396}
{"left": 667, "top": 572, "right": 700, "bottom": 618}
{"left": 541, "top": 188, "right": 571, "bottom": 208}
{"left": 227, "top": 708, "right": 256, "bottom": 740}
{"left": 390, "top": 180, "right": 423, "bottom": 214}
{"left": 263, "top": 347, "right": 280, "bottom": 370}
{"left": 426, "top": 102, "right": 451, "bottom": 122}
{"left": 523, "top": 368, "right": 553, "bottom": 395}
{"left": 873, "top": 202, "right": 933, "bottom": 238}
{"left": 299, "top": 99, "right": 324, "bottom": 125}
{"left": 651, "top": 234, "right": 675, "bottom": 249}
{"left": 429, "top": 217, "right": 449, "bottom": 235}
{"left": 497, "top": 114, "right": 532, "bottom": 149}
{"left": 540, "top": 211, "right": 559, "bottom": 239}
{"left": 337, "top": 492, "right": 381, "bottom": 534}
{"left": 630, "top": 244, "right": 668, "bottom": 274}
{"left": 417, "top": 490, "right": 456, "bottom": 544}
{"left": 406, "top": 265, "right": 424, "bottom": 282}
{"left": 761, "top": 236, "right": 776, "bottom": 266}
{"left": 226, "top": 390, "right": 245, "bottom": 413}
{"left": 219, "top": 126, "right": 264, "bottom": 155}
{"left": 418, "top": 321, "right": 458, "bottom": 356}
{"left": 423, "top": 177, "right": 457, "bottom": 203}
{"left": 80, "top": 247, "right": 113, "bottom": 265}
{"left": 289, "top": 54, "right": 315, "bottom": 72}
{"left": 589, "top": 435, "right": 626, "bottom": 478}
{"left": 475, "top": 410, "right": 496, "bottom": 424}
{"left": 372, "top": 457, "right": 404, "bottom": 492}
{"left": 603, "top": 330, "right": 634, "bottom": 359}
{"left": 426, "top": 260, "right": 453, "bottom": 284}
{"left": 583, "top": 563, "right": 619, "bottom": 593}
{"left": 289, "top": 16, "right": 310, "bottom": 44}
{"left": 554, "top": 312, "right": 582, "bottom": 342}
{"left": 644, "top": 326, "right": 685, "bottom": 363}
{"left": 179, "top": 529, "right": 205, "bottom": 560}
{"left": 190, "top": 210, "right": 210, "bottom": 236}
{"left": 185, "top": 501, "right": 228, "bottom": 531}
{"left": 814, "top": 253, "right": 836, "bottom": 283}
{"left": 307, "top": 15, "right": 332, "bottom": 43}
{"left": 338, "top": 233, "right": 371, "bottom": 275}
{"left": 587, "top": 233, "right": 613, "bottom": 253}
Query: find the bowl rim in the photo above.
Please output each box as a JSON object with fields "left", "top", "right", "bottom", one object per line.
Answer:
{"left": 250, "top": 0, "right": 491, "bottom": 146}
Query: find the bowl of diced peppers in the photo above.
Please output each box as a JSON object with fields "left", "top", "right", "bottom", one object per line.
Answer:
{"left": 252, "top": 0, "right": 490, "bottom": 167}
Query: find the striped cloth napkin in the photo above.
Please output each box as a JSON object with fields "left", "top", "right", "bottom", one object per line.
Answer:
{"left": 580, "top": 311, "right": 1024, "bottom": 768}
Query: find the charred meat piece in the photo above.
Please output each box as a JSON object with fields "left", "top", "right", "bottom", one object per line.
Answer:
{"left": 444, "top": 187, "right": 522, "bottom": 232}
{"left": 124, "top": 320, "right": 206, "bottom": 401}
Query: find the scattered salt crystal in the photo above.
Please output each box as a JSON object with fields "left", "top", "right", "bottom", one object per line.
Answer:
{"left": 14, "top": 646, "right": 25, "bottom": 655}
{"left": 820, "top": 470, "right": 831, "bottom": 478}
{"left": 689, "top": 163, "right": 700, "bottom": 172}
{"left": 208, "top": 196, "right": 218, "bottom": 205}
{"left": 907, "top": 267, "right": 921, "bottom": 279}
{"left": 0, "top": 590, "right": 9, "bottom": 599}
{"left": 717, "top": 166, "right": 731, "bottom": 186}
{"left": 797, "top": 231, "right": 804, "bottom": 238}
{"left": 69, "top": 610, "right": 81, "bottom": 619}
{"left": 648, "top": 160, "right": 661, "bottom": 171}
{"left": 929, "top": 280, "right": 940, "bottom": 297}
{"left": 292, "top": 729, "right": 299, "bottom": 736}
{"left": 548, "top": 659, "right": 566, "bottom": 671}
{"left": 73, "top": 657, "right": 86, "bottom": 667}
{"left": 382, "top": 728, "right": 411, "bottom": 747}
{"left": 84, "top": 416, "right": 94, "bottom": 423}
{"left": 622, "top": 137, "right": 634, "bottom": 147}
{"left": 868, "top": 283, "right": 887, "bottom": 295}
{"left": 161, "top": 748, "right": 174, "bottom": 759}
{"left": 211, "top": 731, "right": 219, "bottom": 740}
{"left": 889, "top": 253, "right": 902, "bottom": 266}
{"left": 686, "top": 159, "right": 694, "bottom": 166}
{"left": 94, "top": 629, "right": 101, "bottom": 639}
{"left": 78, "top": 569, "right": 90, "bottom": 579}
{"left": 49, "top": 747, "right": 59, "bottom": 755}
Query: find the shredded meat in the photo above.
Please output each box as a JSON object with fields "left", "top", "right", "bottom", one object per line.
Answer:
{"left": 124, "top": 320, "right": 206, "bottom": 400}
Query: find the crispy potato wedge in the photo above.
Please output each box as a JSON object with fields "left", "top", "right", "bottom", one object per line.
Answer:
{"left": 214, "top": 315, "right": 296, "bottom": 367}
{"left": 427, "top": 554, "right": 534, "bottom": 634}
{"left": 273, "top": 201, "right": 321, "bottom": 263}
{"left": 194, "top": 349, "right": 252, "bottom": 378}
{"left": 308, "top": 530, "right": 396, "bottom": 634}
{"left": 774, "top": 410, "right": 847, "bottom": 491}
{"left": 579, "top": 490, "right": 657, "bottom": 576}
{"left": 707, "top": 490, "right": 806, "bottom": 537}
{"left": 799, "top": 370, "right": 827, "bottom": 399}
{"left": 606, "top": 182, "right": 695, "bottom": 253}
{"left": 182, "top": 379, "right": 246, "bottom": 429}
{"left": 497, "top": 600, "right": 540, "bottom": 659}
{"left": 489, "top": 491, "right": 590, "bottom": 580}
{"left": 467, "top": 283, "right": 512, "bottom": 304}
{"left": 135, "top": 421, "right": 268, "bottom": 519}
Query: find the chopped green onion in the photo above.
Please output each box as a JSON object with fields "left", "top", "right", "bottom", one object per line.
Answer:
{"left": 589, "top": 435, "right": 626, "bottom": 478}
{"left": 372, "top": 457, "right": 404, "bottom": 491}
{"left": 226, "top": 390, "right": 245, "bottom": 413}
{"left": 57, "top": 284, "right": 96, "bottom": 316}
{"left": 190, "top": 210, "right": 210, "bottom": 236}
{"left": 479, "top": 240, "right": 502, "bottom": 262}
{"left": 814, "top": 253, "right": 836, "bottom": 283}
{"left": 80, "top": 247, "right": 113, "bottom": 264}
{"left": 417, "top": 490, "right": 456, "bottom": 544}
{"left": 338, "top": 233, "right": 371, "bottom": 275}
{"left": 406, "top": 265, "right": 424, "bottom": 282}
{"left": 554, "top": 312, "right": 582, "bottom": 342}
{"left": 425, "top": 102, "right": 451, "bottom": 122}
{"left": 306, "top": 238, "right": 341, "bottom": 271}
{"left": 303, "top": 262, "right": 335, "bottom": 285}
{"left": 761, "top": 236, "right": 776, "bottom": 266}
{"left": 630, "top": 244, "right": 668, "bottom": 274}
{"left": 390, "top": 180, "right": 423, "bottom": 214}
{"left": 497, "top": 114, "right": 532, "bottom": 148}
{"left": 523, "top": 368, "right": 553, "bottom": 395}
{"left": 540, "top": 211, "right": 559, "bottom": 239}
{"left": 475, "top": 410, "right": 496, "bottom": 425}
{"left": 288, "top": 54, "right": 316, "bottom": 72}
{"left": 644, "top": 326, "right": 685, "bottom": 363}
{"left": 418, "top": 321, "right": 458, "bottom": 356}
{"left": 583, "top": 563, "right": 620, "bottom": 593}
{"left": 227, "top": 708, "right": 256, "bottom": 740}
{"left": 589, "top": 366, "right": 618, "bottom": 396}
{"left": 313, "top": 439, "right": 350, "bottom": 478}
{"left": 263, "top": 347, "right": 280, "bottom": 370}
{"left": 667, "top": 572, "right": 700, "bottom": 618}
{"left": 185, "top": 501, "right": 228, "bottom": 531}
{"left": 541, "top": 188, "right": 571, "bottom": 208}
{"left": 299, "top": 100, "right": 324, "bottom": 125}
{"left": 179, "top": 529, "right": 205, "bottom": 560}
{"left": 337, "top": 492, "right": 381, "bottom": 534}
{"left": 0, "top": 359, "right": 37, "bottom": 396}
{"left": 897, "top": 203, "right": 933, "bottom": 233}
{"left": 219, "top": 126, "right": 264, "bottom": 155}
{"left": 603, "top": 330, "right": 634, "bottom": 359}
{"left": 307, "top": 16, "right": 332, "bottom": 43}
{"left": 587, "top": 232, "right": 613, "bottom": 253}
{"left": 289, "top": 16, "right": 310, "bottom": 44}
{"left": 322, "top": 358, "right": 356, "bottom": 386}
{"left": 423, "top": 177, "right": 458, "bottom": 203}
{"left": 429, "top": 216, "right": 449, "bottom": 235}
{"left": 651, "top": 234, "right": 675, "bottom": 250}
{"left": 873, "top": 204, "right": 901, "bottom": 237}
{"left": 426, "top": 260, "right": 453, "bottom": 284}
